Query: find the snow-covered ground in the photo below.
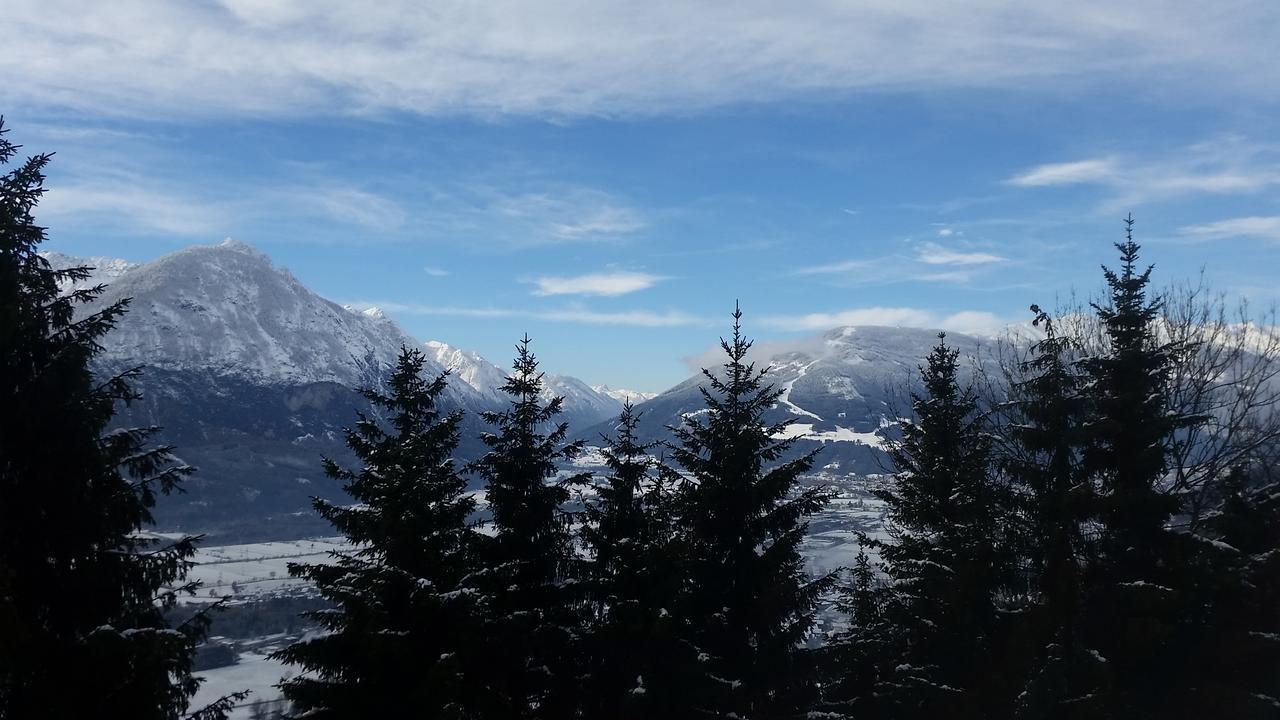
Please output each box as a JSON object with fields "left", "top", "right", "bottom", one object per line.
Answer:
{"left": 774, "top": 422, "right": 886, "bottom": 449}
{"left": 176, "top": 471, "right": 890, "bottom": 708}
{"left": 181, "top": 537, "right": 346, "bottom": 603}
{"left": 191, "top": 651, "right": 292, "bottom": 719}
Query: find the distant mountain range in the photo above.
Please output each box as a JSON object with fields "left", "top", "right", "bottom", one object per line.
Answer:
{"left": 45, "top": 240, "right": 994, "bottom": 542}
{"left": 45, "top": 240, "right": 633, "bottom": 540}
{"left": 585, "top": 325, "right": 988, "bottom": 475}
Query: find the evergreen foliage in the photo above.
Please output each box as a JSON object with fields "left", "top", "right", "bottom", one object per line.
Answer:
{"left": 841, "top": 334, "right": 1015, "bottom": 719}
{"left": 1004, "top": 307, "right": 1105, "bottom": 717}
{"left": 1183, "top": 465, "right": 1280, "bottom": 717}
{"left": 467, "top": 336, "right": 590, "bottom": 719}
{"left": 273, "top": 347, "right": 480, "bottom": 718}
{"left": 1075, "top": 218, "right": 1217, "bottom": 718}
{"left": 579, "top": 403, "right": 694, "bottom": 718}
{"left": 816, "top": 546, "right": 884, "bottom": 718}
{"left": 0, "top": 118, "right": 233, "bottom": 719}
{"left": 669, "top": 305, "right": 835, "bottom": 718}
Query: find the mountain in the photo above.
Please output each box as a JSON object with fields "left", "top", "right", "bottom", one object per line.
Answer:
{"left": 584, "top": 325, "right": 990, "bottom": 474}
{"left": 44, "top": 240, "right": 623, "bottom": 541}
{"left": 590, "top": 385, "right": 659, "bottom": 404}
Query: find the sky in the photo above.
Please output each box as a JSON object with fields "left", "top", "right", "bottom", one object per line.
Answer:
{"left": 3, "top": 1, "right": 1279, "bottom": 392}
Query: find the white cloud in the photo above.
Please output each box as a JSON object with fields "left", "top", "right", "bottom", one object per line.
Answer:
{"left": 1006, "top": 137, "right": 1280, "bottom": 206}
{"left": 1007, "top": 159, "right": 1117, "bottom": 187}
{"left": 532, "top": 271, "right": 664, "bottom": 297}
{"left": 307, "top": 187, "right": 406, "bottom": 231}
{"left": 2, "top": 2, "right": 1276, "bottom": 119}
{"left": 478, "top": 188, "right": 646, "bottom": 244}
{"left": 762, "top": 307, "right": 934, "bottom": 330}
{"left": 760, "top": 306, "right": 1008, "bottom": 334}
{"left": 793, "top": 258, "right": 878, "bottom": 276}
{"left": 423, "top": 266, "right": 450, "bottom": 276}
{"left": 353, "top": 301, "right": 704, "bottom": 327}
{"left": 916, "top": 242, "right": 1006, "bottom": 266}
{"left": 34, "top": 172, "right": 407, "bottom": 237}
{"left": 38, "top": 183, "right": 221, "bottom": 235}
{"left": 1177, "top": 216, "right": 1280, "bottom": 243}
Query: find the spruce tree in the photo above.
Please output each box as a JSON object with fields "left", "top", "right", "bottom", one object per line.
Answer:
{"left": 1005, "top": 308, "right": 1106, "bottom": 718}
{"left": 1082, "top": 216, "right": 1189, "bottom": 577}
{"left": 1076, "top": 217, "right": 1209, "bottom": 718}
{"left": 669, "top": 304, "right": 834, "bottom": 718}
{"left": 0, "top": 119, "right": 234, "bottom": 718}
{"left": 854, "top": 334, "right": 1015, "bottom": 720}
{"left": 816, "top": 546, "right": 885, "bottom": 718}
{"left": 1191, "top": 465, "right": 1280, "bottom": 717}
{"left": 580, "top": 403, "right": 695, "bottom": 718}
{"left": 467, "top": 336, "right": 589, "bottom": 719}
{"left": 273, "top": 347, "right": 481, "bottom": 718}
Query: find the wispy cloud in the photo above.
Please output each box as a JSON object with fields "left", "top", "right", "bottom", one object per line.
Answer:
{"left": 532, "top": 271, "right": 665, "bottom": 297}
{"left": 793, "top": 258, "right": 878, "bottom": 276}
{"left": 352, "top": 301, "right": 704, "bottom": 327}
{"left": 38, "top": 182, "right": 222, "bottom": 236}
{"left": 793, "top": 235, "right": 1009, "bottom": 284}
{"left": 1178, "top": 216, "right": 1280, "bottom": 243}
{"left": 1006, "top": 137, "right": 1280, "bottom": 207}
{"left": 760, "top": 306, "right": 1008, "bottom": 334}
{"left": 437, "top": 186, "right": 647, "bottom": 245}
{"left": 916, "top": 242, "right": 1006, "bottom": 266}
{"left": 3, "top": 2, "right": 1276, "bottom": 119}
{"left": 423, "top": 266, "right": 450, "bottom": 276}
{"left": 1007, "top": 159, "right": 1117, "bottom": 187}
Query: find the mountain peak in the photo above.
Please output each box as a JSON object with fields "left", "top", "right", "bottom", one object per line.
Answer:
{"left": 216, "top": 237, "right": 264, "bottom": 256}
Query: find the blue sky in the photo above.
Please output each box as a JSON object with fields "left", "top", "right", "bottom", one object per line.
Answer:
{"left": 4, "top": 1, "right": 1279, "bottom": 392}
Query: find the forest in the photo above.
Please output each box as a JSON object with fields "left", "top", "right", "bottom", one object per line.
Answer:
{"left": 2, "top": 115, "right": 1278, "bottom": 720}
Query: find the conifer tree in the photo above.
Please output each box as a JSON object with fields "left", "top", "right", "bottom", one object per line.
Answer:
{"left": 816, "top": 546, "right": 885, "bottom": 718}
{"left": 580, "top": 403, "right": 695, "bottom": 718}
{"left": 1005, "top": 308, "right": 1106, "bottom": 718}
{"left": 669, "top": 304, "right": 834, "bottom": 718}
{"left": 1082, "top": 215, "right": 1190, "bottom": 576}
{"left": 467, "top": 336, "right": 589, "bottom": 719}
{"left": 273, "top": 347, "right": 481, "bottom": 718}
{"left": 1076, "top": 217, "right": 1210, "bottom": 718}
{"left": 0, "top": 119, "right": 234, "bottom": 719}
{"left": 854, "top": 334, "right": 1014, "bottom": 720}
{"left": 1190, "top": 465, "right": 1280, "bottom": 717}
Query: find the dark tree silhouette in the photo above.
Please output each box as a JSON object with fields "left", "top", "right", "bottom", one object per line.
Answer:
{"left": 274, "top": 347, "right": 482, "bottom": 718}
{"left": 467, "top": 336, "right": 589, "bottom": 719}
{"left": 0, "top": 118, "right": 236, "bottom": 718}
{"left": 669, "top": 304, "right": 834, "bottom": 718}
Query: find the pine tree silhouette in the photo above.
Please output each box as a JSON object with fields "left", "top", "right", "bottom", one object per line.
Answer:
{"left": 273, "top": 347, "right": 482, "bottom": 718}
{"left": 855, "top": 334, "right": 1015, "bottom": 720}
{"left": 0, "top": 118, "right": 237, "bottom": 719}
{"left": 467, "top": 335, "right": 589, "bottom": 719}
{"left": 1005, "top": 307, "right": 1106, "bottom": 718}
{"left": 580, "top": 402, "right": 696, "bottom": 718}
{"left": 669, "top": 304, "right": 835, "bottom": 718}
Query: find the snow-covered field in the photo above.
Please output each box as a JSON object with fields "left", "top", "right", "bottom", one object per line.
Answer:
{"left": 176, "top": 472, "right": 889, "bottom": 711}
{"left": 181, "top": 537, "right": 346, "bottom": 603}
{"left": 191, "top": 651, "right": 292, "bottom": 719}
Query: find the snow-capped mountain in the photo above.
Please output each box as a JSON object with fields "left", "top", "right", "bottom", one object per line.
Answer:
{"left": 45, "top": 240, "right": 623, "bottom": 540}
{"left": 77, "top": 240, "right": 417, "bottom": 388}
{"left": 53, "top": 239, "right": 622, "bottom": 419}
{"left": 590, "top": 385, "right": 659, "bottom": 404}
{"left": 585, "top": 325, "right": 991, "bottom": 474}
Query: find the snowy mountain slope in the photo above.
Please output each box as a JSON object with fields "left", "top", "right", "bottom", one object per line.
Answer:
{"left": 40, "top": 250, "right": 139, "bottom": 292}
{"left": 84, "top": 239, "right": 424, "bottom": 389}
{"left": 591, "top": 385, "right": 659, "bottom": 404}
{"left": 583, "top": 325, "right": 991, "bottom": 474}
{"left": 66, "top": 239, "right": 622, "bottom": 422}
{"left": 48, "top": 240, "right": 622, "bottom": 540}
